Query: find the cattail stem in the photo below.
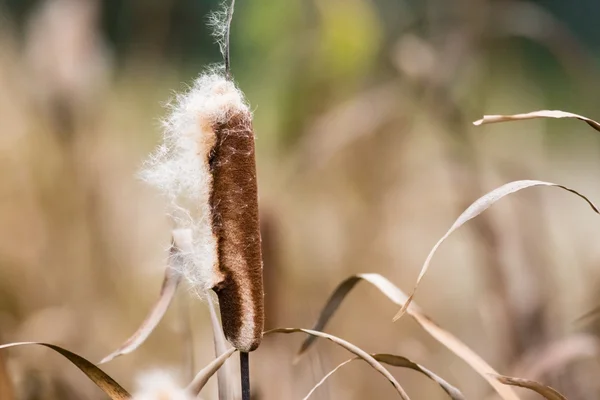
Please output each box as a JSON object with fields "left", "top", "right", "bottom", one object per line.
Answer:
{"left": 224, "top": 0, "right": 235, "bottom": 80}
{"left": 240, "top": 351, "right": 250, "bottom": 400}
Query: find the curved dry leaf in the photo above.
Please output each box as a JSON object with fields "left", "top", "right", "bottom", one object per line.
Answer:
{"left": 298, "top": 274, "right": 520, "bottom": 400}
{"left": 493, "top": 374, "right": 567, "bottom": 400}
{"left": 0, "top": 342, "right": 130, "bottom": 399}
{"left": 266, "top": 328, "right": 411, "bottom": 400}
{"left": 303, "top": 358, "right": 354, "bottom": 400}
{"left": 100, "top": 229, "right": 194, "bottom": 364}
{"left": 374, "top": 354, "right": 464, "bottom": 399}
{"left": 473, "top": 110, "right": 600, "bottom": 132}
{"left": 303, "top": 353, "right": 464, "bottom": 400}
{"left": 177, "top": 295, "right": 195, "bottom": 382}
{"left": 99, "top": 266, "right": 181, "bottom": 364}
{"left": 187, "top": 347, "right": 237, "bottom": 396}
{"left": 394, "top": 180, "right": 599, "bottom": 320}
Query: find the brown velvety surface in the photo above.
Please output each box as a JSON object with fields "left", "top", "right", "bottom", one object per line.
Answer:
{"left": 209, "top": 111, "right": 264, "bottom": 352}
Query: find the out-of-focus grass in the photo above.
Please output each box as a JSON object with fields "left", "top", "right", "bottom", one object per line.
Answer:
{"left": 1, "top": 0, "right": 600, "bottom": 399}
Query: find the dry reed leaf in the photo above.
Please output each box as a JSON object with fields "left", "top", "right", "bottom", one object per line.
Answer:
{"left": 298, "top": 274, "right": 520, "bottom": 400}
{"left": 374, "top": 354, "right": 464, "bottom": 399}
{"left": 493, "top": 374, "right": 568, "bottom": 400}
{"left": 100, "top": 229, "right": 193, "bottom": 364}
{"left": 473, "top": 110, "right": 600, "bottom": 132}
{"left": 186, "top": 347, "right": 237, "bottom": 396}
{"left": 266, "top": 328, "right": 411, "bottom": 399}
{"left": 394, "top": 180, "right": 599, "bottom": 321}
{"left": 303, "top": 358, "right": 353, "bottom": 400}
{"left": 207, "top": 293, "right": 233, "bottom": 400}
{"left": 0, "top": 342, "right": 130, "bottom": 399}
{"left": 303, "top": 353, "right": 464, "bottom": 400}
{"left": 177, "top": 296, "right": 195, "bottom": 382}
{"left": 99, "top": 266, "right": 181, "bottom": 364}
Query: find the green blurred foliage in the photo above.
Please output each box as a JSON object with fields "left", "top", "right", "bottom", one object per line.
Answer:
{"left": 2, "top": 0, "right": 598, "bottom": 63}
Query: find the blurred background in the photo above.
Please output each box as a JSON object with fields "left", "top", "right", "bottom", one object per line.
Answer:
{"left": 1, "top": 0, "right": 600, "bottom": 399}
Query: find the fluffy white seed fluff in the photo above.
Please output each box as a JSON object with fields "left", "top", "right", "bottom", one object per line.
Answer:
{"left": 132, "top": 370, "right": 193, "bottom": 400}
{"left": 207, "top": 4, "right": 230, "bottom": 59}
{"left": 140, "top": 71, "right": 250, "bottom": 293}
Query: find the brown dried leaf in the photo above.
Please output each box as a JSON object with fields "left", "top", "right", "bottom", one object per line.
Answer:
{"left": 186, "top": 348, "right": 237, "bottom": 396}
{"left": 100, "top": 229, "right": 195, "bottom": 364}
{"left": 473, "top": 110, "right": 600, "bottom": 132}
{"left": 177, "top": 295, "right": 195, "bottom": 382}
{"left": 394, "top": 180, "right": 599, "bottom": 320}
{"left": 303, "top": 353, "right": 464, "bottom": 400}
{"left": 0, "top": 342, "right": 130, "bottom": 399}
{"left": 374, "top": 354, "right": 464, "bottom": 399}
{"left": 99, "top": 266, "right": 181, "bottom": 364}
{"left": 302, "top": 358, "right": 354, "bottom": 400}
{"left": 298, "top": 274, "right": 520, "bottom": 400}
{"left": 266, "top": 328, "right": 411, "bottom": 399}
{"left": 493, "top": 374, "right": 568, "bottom": 400}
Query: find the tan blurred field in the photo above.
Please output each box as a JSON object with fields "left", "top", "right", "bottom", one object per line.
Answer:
{"left": 1, "top": 0, "right": 600, "bottom": 399}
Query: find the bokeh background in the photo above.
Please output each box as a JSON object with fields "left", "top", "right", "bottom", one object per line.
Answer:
{"left": 1, "top": 0, "right": 600, "bottom": 399}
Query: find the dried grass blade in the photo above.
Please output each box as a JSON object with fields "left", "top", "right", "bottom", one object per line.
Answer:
{"left": 303, "top": 353, "right": 464, "bottom": 400}
{"left": 394, "top": 180, "right": 599, "bottom": 320}
{"left": 296, "top": 276, "right": 361, "bottom": 357}
{"left": 207, "top": 293, "right": 233, "bottom": 400}
{"left": 297, "top": 274, "right": 520, "bottom": 400}
{"left": 373, "top": 354, "right": 464, "bottom": 399}
{"left": 178, "top": 295, "right": 195, "bottom": 382}
{"left": 473, "top": 110, "right": 600, "bottom": 132}
{"left": 99, "top": 266, "right": 181, "bottom": 364}
{"left": 0, "top": 342, "right": 130, "bottom": 399}
{"left": 186, "top": 347, "right": 237, "bottom": 396}
{"left": 493, "top": 374, "right": 568, "bottom": 400}
{"left": 302, "top": 358, "right": 354, "bottom": 400}
{"left": 266, "top": 328, "right": 411, "bottom": 399}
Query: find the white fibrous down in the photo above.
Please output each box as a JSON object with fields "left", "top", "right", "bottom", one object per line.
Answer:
{"left": 132, "top": 370, "right": 193, "bottom": 400}
{"left": 140, "top": 71, "right": 251, "bottom": 294}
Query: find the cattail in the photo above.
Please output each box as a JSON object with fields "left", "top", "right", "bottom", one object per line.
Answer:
{"left": 208, "top": 89, "right": 263, "bottom": 352}
{"left": 140, "top": 70, "right": 264, "bottom": 352}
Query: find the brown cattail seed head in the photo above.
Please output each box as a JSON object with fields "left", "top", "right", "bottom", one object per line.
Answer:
{"left": 210, "top": 109, "right": 264, "bottom": 352}
{"left": 140, "top": 72, "right": 264, "bottom": 352}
